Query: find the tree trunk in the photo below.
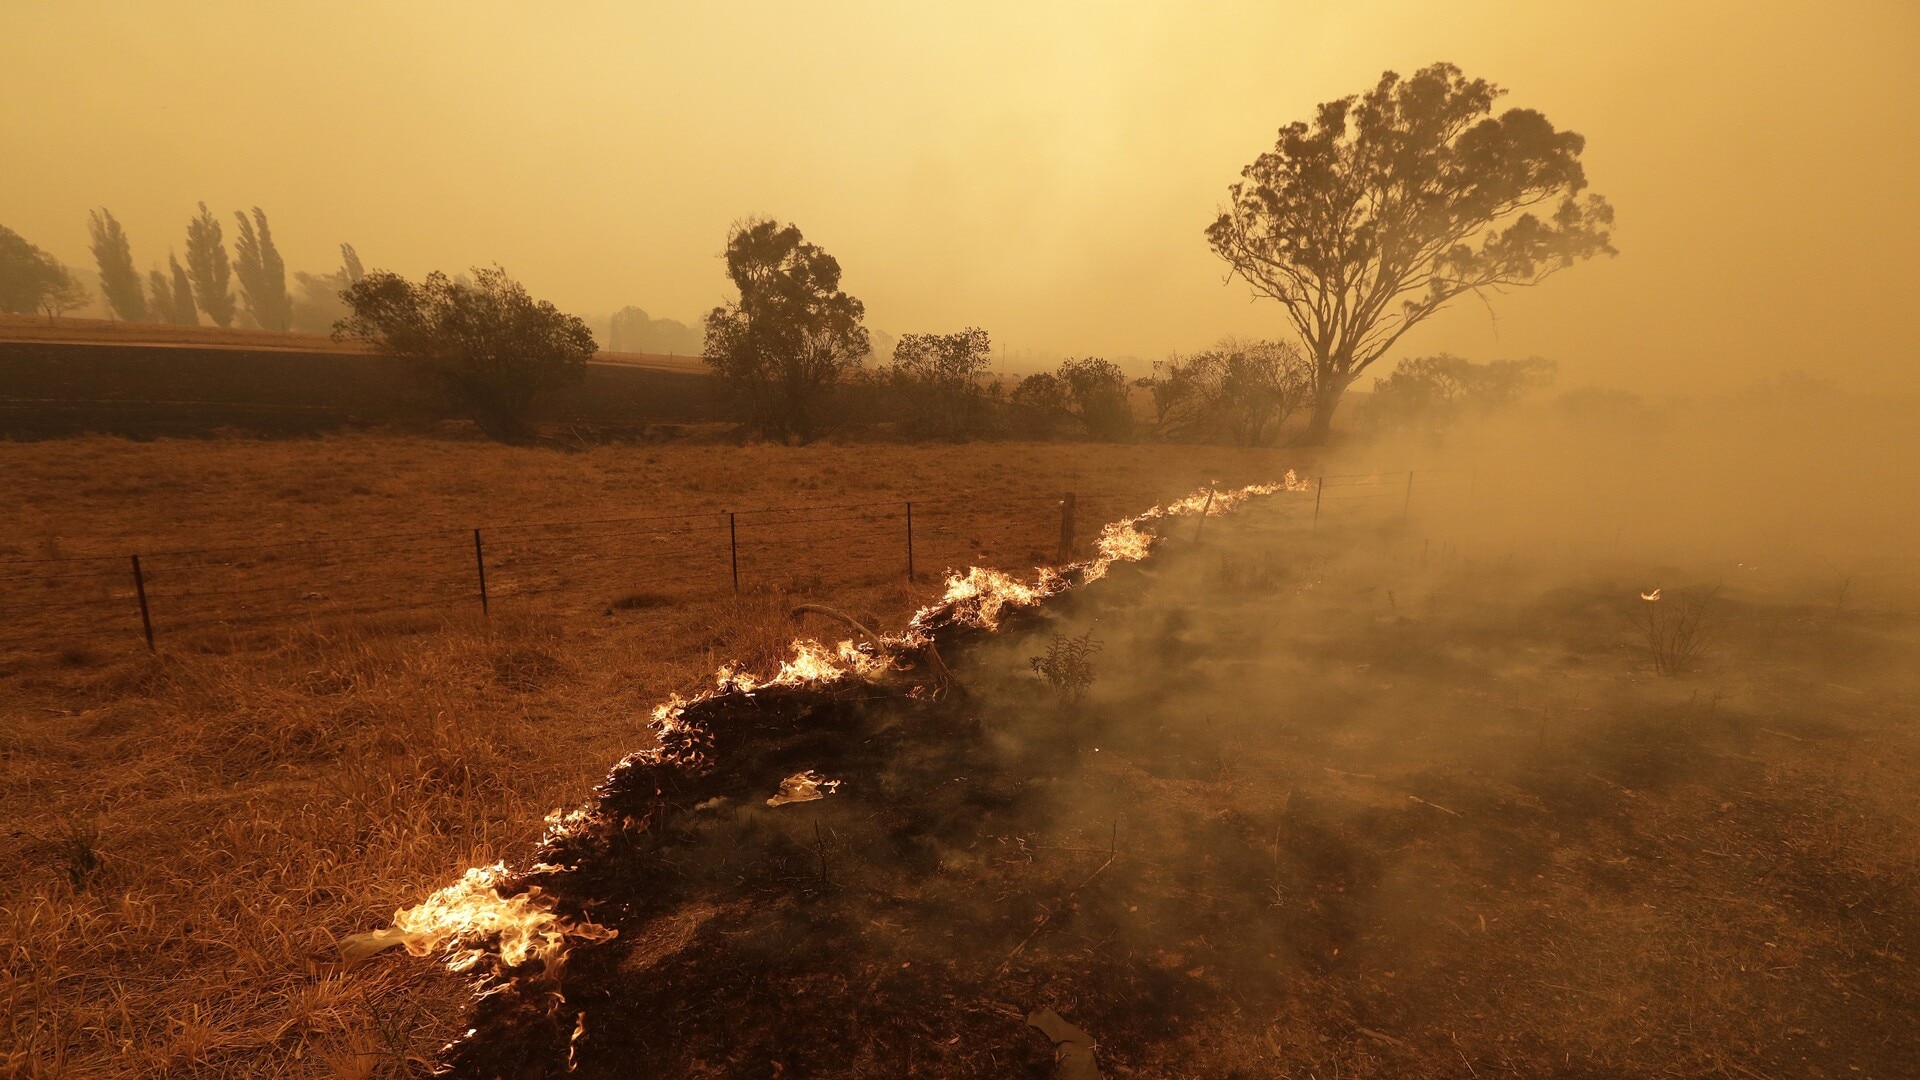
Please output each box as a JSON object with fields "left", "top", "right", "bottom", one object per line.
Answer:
{"left": 1300, "top": 376, "right": 1348, "bottom": 445}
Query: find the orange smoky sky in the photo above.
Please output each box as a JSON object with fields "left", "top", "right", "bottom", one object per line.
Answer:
{"left": 4, "top": 1, "right": 1916, "bottom": 391}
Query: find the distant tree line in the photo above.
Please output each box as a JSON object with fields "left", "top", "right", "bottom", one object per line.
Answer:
{"left": 607, "top": 306, "right": 701, "bottom": 355}
{"left": 699, "top": 216, "right": 1553, "bottom": 448}
{"left": 0, "top": 206, "right": 365, "bottom": 335}
{"left": 7, "top": 62, "right": 1610, "bottom": 448}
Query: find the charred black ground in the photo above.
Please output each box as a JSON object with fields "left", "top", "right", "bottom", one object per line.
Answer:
{"left": 432, "top": 502, "right": 1920, "bottom": 1079}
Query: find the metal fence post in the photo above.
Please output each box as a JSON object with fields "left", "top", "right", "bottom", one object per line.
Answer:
{"left": 130, "top": 554, "right": 154, "bottom": 652}
{"left": 472, "top": 529, "right": 489, "bottom": 615}
{"left": 1057, "top": 492, "right": 1077, "bottom": 562}
{"left": 729, "top": 512, "right": 739, "bottom": 592}
{"left": 1312, "top": 477, "right": 1324, "bottom": 532}
{"left": 905, "top": 501, "right": 915, "bottom": 582}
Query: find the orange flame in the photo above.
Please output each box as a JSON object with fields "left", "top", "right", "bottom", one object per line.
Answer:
{"left": 385, "top": 863, "right": 615, "bottom": 982}
{"left": 363, "top": 478, "right": 1303, "bottom": 992}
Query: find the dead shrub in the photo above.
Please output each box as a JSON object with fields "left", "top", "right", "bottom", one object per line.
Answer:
{"left": 1632, "top": 584, "right": 1720, "bottom": 675}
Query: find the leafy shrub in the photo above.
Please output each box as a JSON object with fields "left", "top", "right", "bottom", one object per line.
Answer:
{"left": 1029, "top": 630, "right": 1102, "bottom": 705}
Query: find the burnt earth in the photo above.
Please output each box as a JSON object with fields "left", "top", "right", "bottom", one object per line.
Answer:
{"left": 435, "top": 514, "right": 1920, "bottom": 1079}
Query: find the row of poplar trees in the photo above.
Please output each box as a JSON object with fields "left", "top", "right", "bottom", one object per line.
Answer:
{"left": 85, "top": 204, "right": 310, "bottom": 331}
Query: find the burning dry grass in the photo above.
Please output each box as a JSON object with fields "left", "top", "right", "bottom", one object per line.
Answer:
{"left": 0, "top": 434, "right": 1305, "bottom": 1077}
{"left": 406, "top": 505, "right": 1919, "bottom": 1077}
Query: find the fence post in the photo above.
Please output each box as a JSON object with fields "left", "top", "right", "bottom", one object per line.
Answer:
{"left": 472, "top": 529, "right": 489, "bottom": 615}
{"left": 1312, "top": 477, "right": 1324, "bottom": 532}
{"left": 905, "top": 501, "right": 915, "bottom": 583}
{"left": 1403, "top": 470, "right": 1415, "bottom": 520}
{"left": 130, "top": 554, "right": 154, "bottom": 653}
{"left": 1057, "top": 492, "right": 1077, "bottom": 563}
{"left": 729, "top": 512, "right": 739, "bottom": 593}
{"left": 1194, "top": 485, "right": 1216, "bottom": 542}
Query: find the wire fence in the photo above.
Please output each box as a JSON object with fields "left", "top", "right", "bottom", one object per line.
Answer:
{"left": 0, "top": 470, "right": 1452, "bottom": 658}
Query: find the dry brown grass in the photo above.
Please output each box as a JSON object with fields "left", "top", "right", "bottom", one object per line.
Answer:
{"left": 0, "top": 313, "right": 702, "bottom": 372}
{"left": 0, "top": 313, "right": 372, "bottom": 355}
{"left": 0, "top": 433, "right": 1306, "bottom": 1077}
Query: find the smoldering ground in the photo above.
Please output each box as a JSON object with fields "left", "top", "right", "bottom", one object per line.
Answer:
{"left": 435, "top": 415, "right": 1920, "bottom": 1078}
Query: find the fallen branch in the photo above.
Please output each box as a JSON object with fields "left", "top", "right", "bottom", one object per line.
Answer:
{"left": 1408, "top": 795, "right": 1462, "bottom": 818}
{"left": 1001, "top": 852, "right": 1116, "bottom": 971}
{"left": 790, "top": 603, "right": 881, "bottom": 645}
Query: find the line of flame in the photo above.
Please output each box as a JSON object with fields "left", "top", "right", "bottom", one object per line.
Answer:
{"left": 369, "top": 473, "right": 1309, "bottom": 994}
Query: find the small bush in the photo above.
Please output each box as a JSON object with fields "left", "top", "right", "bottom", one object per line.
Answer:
{"left": 1029, "top": 630, "right": 1102, "bottom": 705}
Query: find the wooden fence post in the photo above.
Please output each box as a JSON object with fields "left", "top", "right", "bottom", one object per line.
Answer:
{"left": 130, "top": 554, "right": 154, "bottom": 652}
{"left": 1312, "top": 477, "right": 1324, "bottom": 532}
{"left": 905, "top": 502, "right": 915, "bottom": 583}
{"left": 1057, "top": 492, "right": 1077, "bottom": 563}
{"left": 729, "top": 512, "right": 739, "bottom": 593}
{"left": 472, "top": 529, "right": 489, "bottom": 615}
{"left": 1194, "top": 485, "right": 1217, "bottom": 541}
{"left": 1403, "top": 470, "right": 1415, "bottom": 520}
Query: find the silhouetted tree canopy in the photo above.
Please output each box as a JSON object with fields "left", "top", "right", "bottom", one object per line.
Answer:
{"left": 1141, "top": 338, "right": 1312, "bottom": 446}
{"left": 1362, "top": 353, "right": 1556, "bottom": 436}
{"left": 291, "top": 244, "right": 364, "bottom": 334}
{"left": 609, "top": 306, "right": 701, "bottom": 355}
{"left": 146, "top": 267, "right": 175, "bottom": 323}
{"left": 87, "top": 208, "right": 146, "bottom": 322}
{"left": 185, "top": 202, "right": 235, "bottom": 327}
{"left": 232, "top": 207, "right": 292, "bottom": 330}
{"left": 335, "top": 265, "right": 597, "bottom": 442}
{"left": 166, "top": 255, "right": 198, "bottom": 326}
{"left": 37, "top": 261, "right": 91, "bottom": 320}
{"left": 1206, "top": 62, "right": 1613, "bottom": 442}
{"left": 339, "top": 243, "right": 365, "bottom": 285}
{"left": 0, "top": 225, "right": 65, "bottom": 315}
{"left": 883, "top": 327, "right": 996, "bottom": 439}
{"left": 1013, "top": 356, "right": 1134, "bottom": 440}
{"left": 703, "top": 217, "right": 870, "bottom": 443}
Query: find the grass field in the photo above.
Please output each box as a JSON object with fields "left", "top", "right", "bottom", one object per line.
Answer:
{"left": 0, "top": 433, "right": 1305, "bottom": 1077}
{"left": 4, "top": 430, "right": 1916, "bottom": 1078}
{"left": 0, "top": 314, "right": 701, "bottom": 372}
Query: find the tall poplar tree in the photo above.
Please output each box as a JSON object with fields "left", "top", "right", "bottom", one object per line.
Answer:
{"left": 88, "top": 208, "right": 147, "bottom": 322}
{"left": 185, "top": 202, "right": 236, "bottom": 327}
{"left": 148, "top": 268, "right": 175, "bottom": 322}
{"left": 168, "top": 254, "right": 199, "bottom": 326}
{"left": 232, "top": 207, "right": 291, "bottom": 330}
